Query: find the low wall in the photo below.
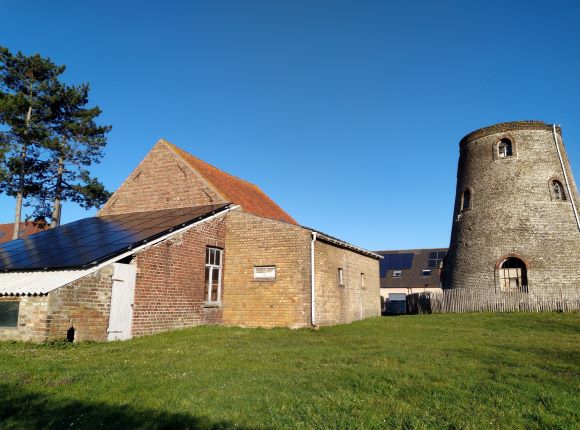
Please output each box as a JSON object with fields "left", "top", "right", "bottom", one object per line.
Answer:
{"left": 407, "top": 287, "right": 580, "bottom": 314}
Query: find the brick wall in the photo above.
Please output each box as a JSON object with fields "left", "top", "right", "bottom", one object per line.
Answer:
{"left": 222, "top": 210, "right": 311, "bottom": 328}
{"left": 46, "top": 266, "right": 114, "bottom": 342}
{"left": 314, "top": 240, "right": 381, "bottom": 326}
{"left": 98, "top": 141, "right": 225, "bottom": 216}
{"left": 131, "top": 215, "right": 227, "bottom": 336}
{"left": 0, "top": 268, "right": 114, "bottom": 342}
{"left": 222, "top": 210, "right": 381, "bottom": 328}
{"left": 0, "top": 296, "right": 49, "bottom": 342}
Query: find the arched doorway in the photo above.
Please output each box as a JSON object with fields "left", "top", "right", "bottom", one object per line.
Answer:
{"left": 498, "top": 257, "right": 528, "bottom": 292}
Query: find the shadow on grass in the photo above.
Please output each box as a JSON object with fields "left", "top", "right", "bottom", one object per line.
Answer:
{"left": 0, "top": 384, "right": 262, "bottom": 430}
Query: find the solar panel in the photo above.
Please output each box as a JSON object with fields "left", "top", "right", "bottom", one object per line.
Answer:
{"left": 0, "top": 203, "right": 231, "bottom": 272}
{"left": 379, "top": 253, "right": 414, "bottom": 278}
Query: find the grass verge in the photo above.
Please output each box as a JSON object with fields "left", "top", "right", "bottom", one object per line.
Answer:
{"left": 0, "top": 312, "right": 579, "bottom": 429}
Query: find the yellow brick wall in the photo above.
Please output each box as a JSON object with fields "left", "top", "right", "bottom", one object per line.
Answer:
{"left": 98, "top": 142, "right": 225, "bottom": 216}
{"left": 222, "top": 210, "right": 311, "bottom": 328}
{"left": 0, "top": 296, "right": 50, "bottom": 342}
{"left": 0, "top": 266, "right": 114, "bottom": 343}
{"left": 314, "top": 240, "right": 381, "bottom": 326}
{"left": 222, "top": 210, "right": 381, "bottom": 328}
{"left": 46, "top": 266, "right": 114, "bottom": 342}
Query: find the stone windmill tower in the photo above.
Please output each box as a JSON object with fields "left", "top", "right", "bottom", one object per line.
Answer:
{"left": 444, "top": 121, "right": 580, "bottom": 296}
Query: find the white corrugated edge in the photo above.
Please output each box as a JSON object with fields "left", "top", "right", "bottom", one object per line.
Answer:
{"left": 0, "top": 269, "right": 96, "bottom": 296}
{"left": 0, "top": 205, "right": 238, "bottom": 296}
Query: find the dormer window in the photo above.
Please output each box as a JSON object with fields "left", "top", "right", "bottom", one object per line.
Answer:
{"left": 498, "top": 139, "right": 513, "bottom": 158}
{"left": 552, "top": 180, "right": 566, "bottom": 201}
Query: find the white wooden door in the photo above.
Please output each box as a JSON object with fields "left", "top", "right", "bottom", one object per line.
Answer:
{"left": 107, "top": 263, "right": 136, "bottom": 341}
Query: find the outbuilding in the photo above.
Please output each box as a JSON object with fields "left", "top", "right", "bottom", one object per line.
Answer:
{"left": 0, "top": 140, "right": 381, "bottom": 341}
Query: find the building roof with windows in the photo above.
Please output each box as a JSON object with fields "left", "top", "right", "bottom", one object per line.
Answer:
{"left": 375, "top": 248, "right": 447, "bottom": 290}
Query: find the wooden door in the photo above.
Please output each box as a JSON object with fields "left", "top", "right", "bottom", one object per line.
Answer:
{"left": 107, "top": 263, "right": 136, "bottom": 341}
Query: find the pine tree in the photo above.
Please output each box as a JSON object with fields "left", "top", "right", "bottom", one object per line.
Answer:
{"left": 37, "top": 82, "right": 112, "bottom": 227}
{"left": 0, "top": 47, "right": 63, "bottom": 239}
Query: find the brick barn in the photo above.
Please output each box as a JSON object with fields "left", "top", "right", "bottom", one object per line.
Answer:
{"left": 0, "top": 140, "right": 381, "bottom": 342}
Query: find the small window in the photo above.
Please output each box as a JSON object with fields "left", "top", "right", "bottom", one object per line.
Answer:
{"left": 552, "top": 180, "right": 566, "bottom": 201}
{"left": 461, "top": 189, "right": 471, "bottom": 212}
{"left": 0, "top": 301, "right": 19, "bottom": 327}
{"left": 498, "top": 138, "right": 513, "bottom": 158}
{"left": 392, "top": 270, "right": 402, "bottom": 278}
{"left": 361, "top": 273, "right": 365, "bottom": 288}
{"left": 338, "top": 268, "right": 344, "bottom": 286}
{"left": 205, "top": 247, "right": 223, "bottom": 304}
{"left": 422, "top": 269, "right": 431, "bottom": 277}
{"left": 254, "top": 266, "right": 276, "bottom": 280}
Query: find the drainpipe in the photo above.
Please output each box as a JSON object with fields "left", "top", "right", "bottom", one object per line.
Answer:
{"left": 552, "top": 124, "right": 580, "bottom": 232}
{"left": 310, "top": 232, "right": 317, "bottom": 327}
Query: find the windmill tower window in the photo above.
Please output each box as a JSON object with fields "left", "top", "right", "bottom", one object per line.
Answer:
{"left": 461, "top": 189, "right": 471, "bottom": 212}
{"left": 552, "top": 180, "right": 566, "bottom": 201}
{"left": 498, "top": 139, "right": 513, "bottom": 158}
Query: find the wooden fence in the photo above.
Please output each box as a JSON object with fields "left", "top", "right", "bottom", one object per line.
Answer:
{"left": 406, "top": 287, "right": 580, "bottom": 314}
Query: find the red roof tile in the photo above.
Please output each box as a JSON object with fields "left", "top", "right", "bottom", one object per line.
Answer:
{"left": 164, "top": 141, "right": 297, "bottom": 225}
{"left": 0, "top": 221, "right": 48, "bottom": 244}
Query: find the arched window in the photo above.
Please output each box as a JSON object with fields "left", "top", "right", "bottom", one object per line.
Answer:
{"left": 552, "top": 180, "right": 566, "bottom": 201}
{"left": 498, "top": 257, "right": 528, "bottom": 292}
{"left": 497, "top": 138, "right": 513, "bottom": 158}
{"left": 461, "top": 189, "right": 471, "bottom": 212}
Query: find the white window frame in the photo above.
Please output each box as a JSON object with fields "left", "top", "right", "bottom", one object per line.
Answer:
{"left": 254, "top": 266, "right": 276, "bottom": 281}
{"left": 338, "top": 268, "right": 345, "bottom": 286}
{"left": 205, "top": 247, "right": 223, "bottom": 304}
{"left": 392, "top": 270, "right": 402, "bottom": 278}
{"left": 422, "top": 269, "right": 431, "bottom": 277}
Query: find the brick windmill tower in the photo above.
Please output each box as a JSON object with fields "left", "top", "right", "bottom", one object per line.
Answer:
{"left": 444, "top": 121, "right": 580, "bottom": 298}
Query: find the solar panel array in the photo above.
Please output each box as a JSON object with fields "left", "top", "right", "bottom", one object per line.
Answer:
{"left": 0, "top": 203, "right": 231, "bottom": 272}
{"left": 379, "top": 253, "right": 414, "bottom": 278}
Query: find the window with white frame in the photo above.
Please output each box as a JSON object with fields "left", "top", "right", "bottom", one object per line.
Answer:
{"left": 422, "top": 269, "right": 431, "bottom": 277}
{"left": 338, "top": 268, "right": 344, "bottom": 286}
{"left": 392, "top": 270, "right": 402, "bottom": 278}
{"left": 205, "top": 247, "right": 223, "bottom": 303}
{"left": 254, "top": 266, "right": 276, "bottom": 280}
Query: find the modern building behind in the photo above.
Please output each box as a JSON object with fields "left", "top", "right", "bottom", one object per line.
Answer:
{"left": 375, "top": 248, "right": 446, "bottom": 313}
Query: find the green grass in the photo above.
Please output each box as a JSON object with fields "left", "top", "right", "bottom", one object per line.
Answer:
{"left": 0, "top": 313, "right": 579, "bottom": 429}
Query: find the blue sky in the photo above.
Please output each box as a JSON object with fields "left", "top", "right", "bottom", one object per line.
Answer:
{"left": 1, "top": 1, "right": 579, "bottom": 250}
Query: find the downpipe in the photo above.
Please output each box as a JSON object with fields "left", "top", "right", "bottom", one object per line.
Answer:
{"left": 310, "top": 232, "right": 317, "bottom": 327}
{"left": 552, "top": 125, "right": 580, "bottom": 232}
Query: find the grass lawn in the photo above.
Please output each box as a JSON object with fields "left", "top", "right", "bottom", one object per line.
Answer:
{"left": 0, "top": 313, "right": 579, "bottom": 430}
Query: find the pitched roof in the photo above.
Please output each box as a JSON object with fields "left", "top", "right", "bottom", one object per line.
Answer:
{"left": 0, "top": 204, "right": 232, "bottom": 272}
{"left": 0, "top": 221, "right": 47, "bottom": 244}
{"left": 163, "top": 140, "right": 297, "bottom": 225}
{"left": 304, "top": 227, "right": 382, "bottom": 260}
{"left": 375, "top": 248, "right": 448, "bottom": 289}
